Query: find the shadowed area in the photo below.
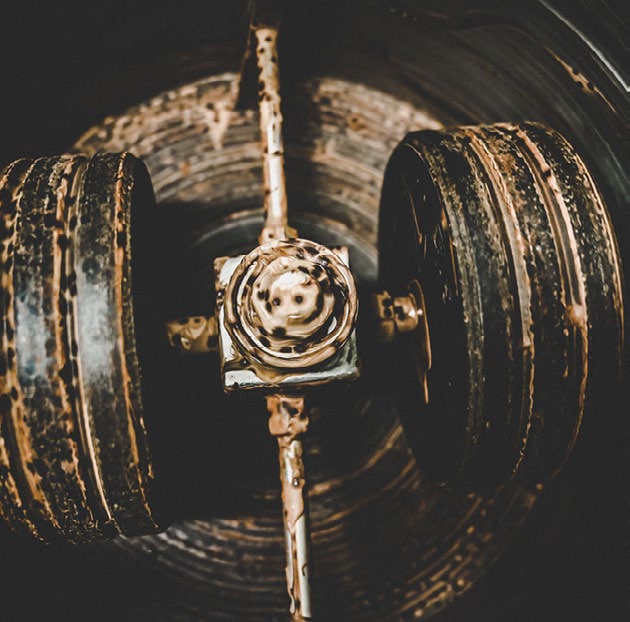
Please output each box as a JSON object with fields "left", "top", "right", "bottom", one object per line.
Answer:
{"left": 0, "top": 2, "right": 626, "bottom": 621}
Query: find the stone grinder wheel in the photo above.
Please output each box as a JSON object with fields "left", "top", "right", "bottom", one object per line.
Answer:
{"left": 0, "top": 7, "right": 625, "bottom": 622}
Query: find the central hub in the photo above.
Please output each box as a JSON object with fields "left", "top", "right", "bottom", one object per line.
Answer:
{"left": 251, "top": 257, "right": 333, "bottom": 339}
{"left": 214, "top": 239, "right": 359, "bottom": 390}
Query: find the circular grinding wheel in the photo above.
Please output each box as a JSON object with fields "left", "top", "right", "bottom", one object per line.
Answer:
{"left": 0, "top": 153, "right": 162, "bottom": 542}
{"left": 379, "top": 122, "right": 624, "bottom": 492}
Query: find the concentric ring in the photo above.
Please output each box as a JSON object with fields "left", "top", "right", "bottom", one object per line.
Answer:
{"left": 223, "top": 238, "right": 358, "bottom": 369}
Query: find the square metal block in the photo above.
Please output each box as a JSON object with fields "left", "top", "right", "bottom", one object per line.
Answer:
{"left": 214, "top": 249, "right": 359, "bottom": 391}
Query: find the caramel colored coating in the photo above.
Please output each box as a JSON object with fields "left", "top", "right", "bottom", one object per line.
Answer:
{"left": 225, "top": 238, "right": 357, "bottom": 370}
{"left": 267, "top": 395, "right": 312, "bottom": 621}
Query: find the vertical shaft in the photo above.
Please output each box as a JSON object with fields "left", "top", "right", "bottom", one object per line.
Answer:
{"left": 266, "top": 394, "right": 312, "bottom": 621}
{"left": 255, "top": 27, "right": 295, "bottom": 244}
{"left": 255, "top": 12, "right": 311, "bottom": 619}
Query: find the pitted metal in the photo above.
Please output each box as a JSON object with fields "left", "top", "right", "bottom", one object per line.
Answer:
{"left": 224, "top": 238, "right": 357, "bottom": 370}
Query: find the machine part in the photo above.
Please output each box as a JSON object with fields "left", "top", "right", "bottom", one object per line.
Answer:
{"left": 215, "top": 18, "right": 360, "bottom": 617}
{"left": 266, "top": 394, "right": 313, "bottom": 622}
{"left": 69, "top": 68, "right": 535, "bottom": 622}
{"left": 166, "top": 316, "right": 218, "bottom": 353}
{"left": 374, "top": 281, "right": 432, "bottom": 403}
{"left": 0, "top": 153, "right": 162, "bottom": 542}
{"left": 15, "top": 2, "right": 621, "bottom": 619}
{"left": 215, "top": 239, "right": 358, "bottom": 390}
{"left": 379, "top": 122, "right": 624, "bottom": 492}
{"left": 0, "top": 1, "right": 625, "bottom": 619}
{"left": 373, "top": 291, "right": 422, "bottom": 342}
{"left": 255, "top": 26, "right": 296, "bottom": 244}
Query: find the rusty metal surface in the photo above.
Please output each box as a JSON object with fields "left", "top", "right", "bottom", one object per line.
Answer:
{"left": 0, "top": 2, "right": 626, "bottom": 620}
{"left": 70, "top": 73, "right": 535, "bottom": 621}
{"left": 0, "top": 154, "right": 162, "bottom": 542}
{"left": 166, "top": 316, "right": 218, "bottom": 354}
{"left": 216, "top": 239, "right": 358, "bottom": 386}
{"left": 254, "top": 27, "right": 294, "bottom": 244}
{"left": 0, "top": 160, "right": 44, "bottom": 540}
{"left": 379, "top": 122, "right": 624, "bottom": 492}
{"left": 266, "top": 394, "right": 312, "bottom": 621}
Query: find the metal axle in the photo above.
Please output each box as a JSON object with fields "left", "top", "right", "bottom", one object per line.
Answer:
{"left": 266, "top": 395, "right": 312, "bottom": 621}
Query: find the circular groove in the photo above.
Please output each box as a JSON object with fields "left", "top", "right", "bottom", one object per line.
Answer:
{"left": 224, "top": 238, "right": 358, "bottom": 369}
{"left": 379, "top": 122, "right": 624, "bottom": 490}
{"left": 0, "top": 159, "right": 42, "bottom": 539}
{"left": 73, "top": 74, "right": 538, "bottom": 621}
{"left": 0, "top": 154, "right": 162, "bottom": 541}
{"left": 13, "top": 156, "right": 99, "bottom": 541}
{"left": 460, "top": 128, "right": 535, "bottom": 478}
{"left": 73, "top": 153, "right": 161, "bottom": 535}
{"left": 61, "top": 155, "right": 116, "bottom": 536}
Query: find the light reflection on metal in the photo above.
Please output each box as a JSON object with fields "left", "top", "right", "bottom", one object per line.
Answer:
{"left": 165, "top": 316, "right": 217, "bottom": 353}
{"left": 373, "top": 280, "right": 431, "bottom": 403}
{"left": 214, "top": 240, "right": 359, "bottom": 389}
{"left": 213, "top": 238, "right": 360, "bottom": 620}
{"left": 211, "top": 17, "right": 360, "bottom": 620}
{"left": 266, "top": 394, "right": 312, "bottom": 622}
{"left": 255, "top": 27, "right": 296, "bottom": 244}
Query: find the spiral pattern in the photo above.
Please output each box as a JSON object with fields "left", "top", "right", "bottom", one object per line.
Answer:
{"left": 69, "top": 71, "right": 536, "bottom": 621}
{"left": 224, "top": 239, "right": 357, "bottom": 369}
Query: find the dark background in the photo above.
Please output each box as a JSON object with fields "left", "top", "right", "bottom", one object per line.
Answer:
{"left": 0, "top": 1, "right": 627, "bottom": 620}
